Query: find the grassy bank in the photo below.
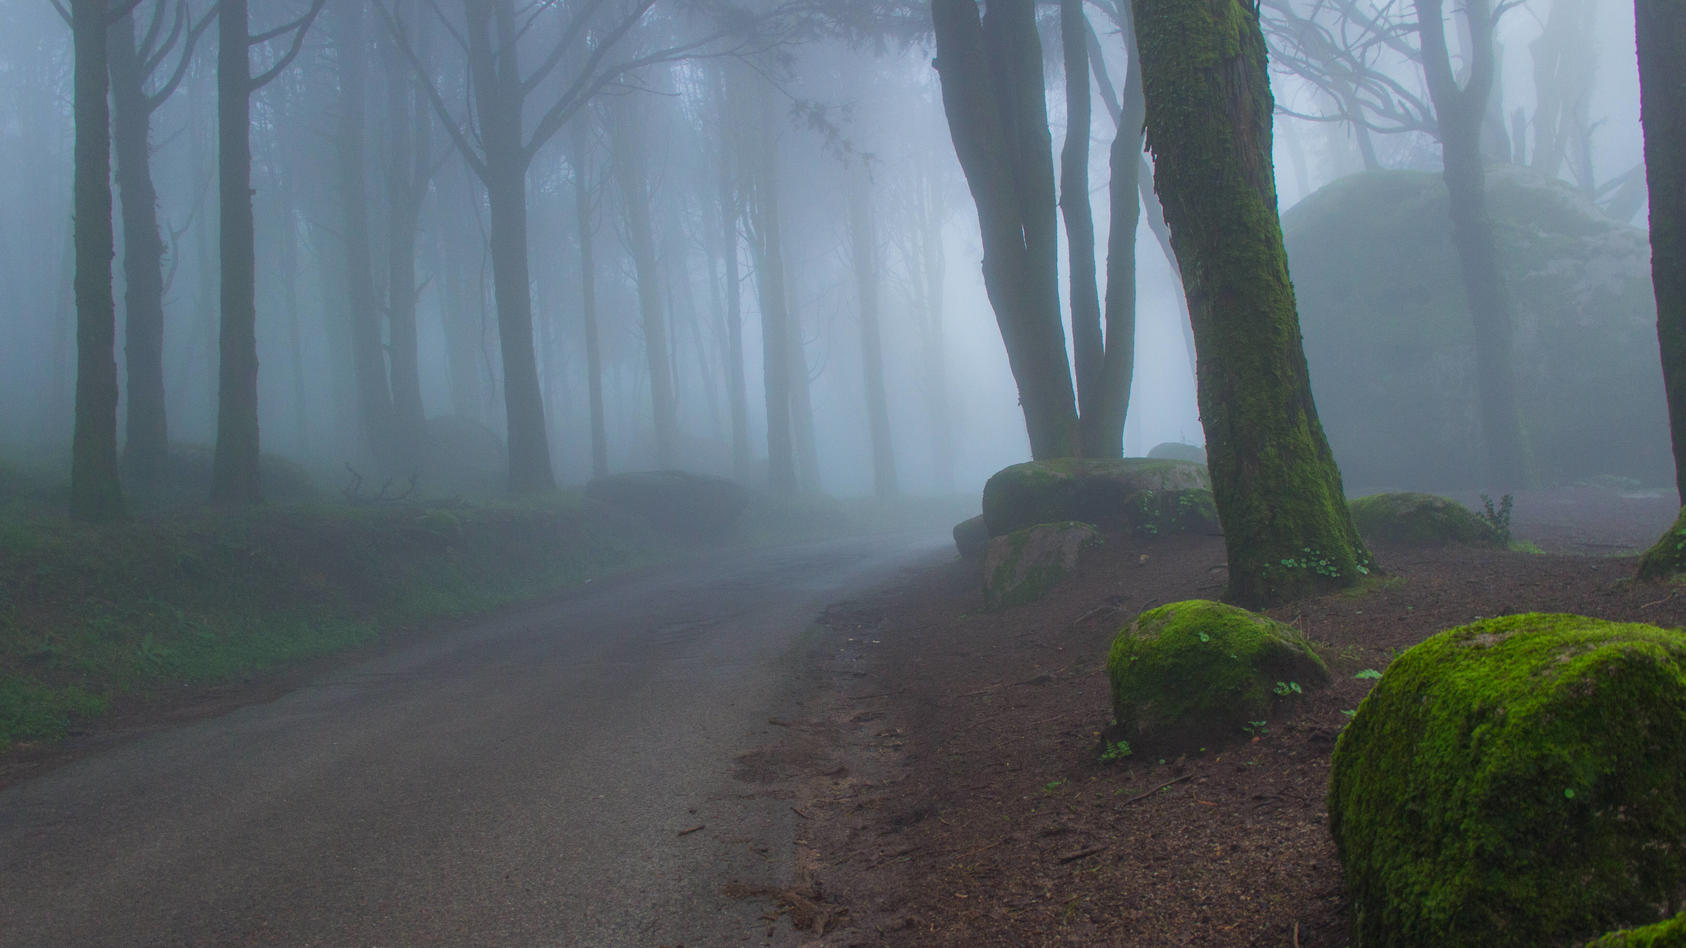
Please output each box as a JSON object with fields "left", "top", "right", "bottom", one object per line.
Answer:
{"left": 0, "top": 492, "right": 665, "bottom": 753}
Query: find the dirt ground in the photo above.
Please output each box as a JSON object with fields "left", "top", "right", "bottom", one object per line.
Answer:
{"left": 749, "top": 486, "right": 1686, "bottom": 947}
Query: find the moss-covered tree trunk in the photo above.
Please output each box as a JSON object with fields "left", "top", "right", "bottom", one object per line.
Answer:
{"left": 933, "top": 0, "right": 1080, "bottom": 460}
{"left": 1637, "top": 0, "right": 1686, "bottom": 506}
{"left": 1132, "top": 0, "right": 1372, "bottom": 606}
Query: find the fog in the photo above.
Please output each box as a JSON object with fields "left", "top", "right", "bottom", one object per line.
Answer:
{"left": 0, "top": 0, "right": 1653, "bottom": 503}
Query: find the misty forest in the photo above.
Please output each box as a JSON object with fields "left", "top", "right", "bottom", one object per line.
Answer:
{"left": 4, "top": 0, "right": 1686, "bottom": 945}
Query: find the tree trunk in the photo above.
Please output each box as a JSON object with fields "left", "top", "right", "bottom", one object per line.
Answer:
{"left": 933, "top": 0, "right": 1079, "bottom": 460}
{"left": 382, "top": 22, "right": 429, "bottom": 473}
{"left": 718, "top": 130, "right": 752, "bottom": 484}
{"left": 107, "top": 11, "right": 167, "bottom": 488}
{"left": 71, "top": 0, "right": 124, "bottom": 521}
{"left": 1093, "top": 14, "right": 1146, "bottom": 460}
{"left": 570, "top": 123, "right": 609, "bottom": 479}
{"left": 1637, "top": 0, "right": 1686, "bottom": 503}
{"left": 787, "top": 291, "right": 820, "bottom": 492}
{"left": 609, "top": 99, "right": 679, "bottom": 469}
{"left": 1060, "top": 0, "right": 1109, "bottom": 457}
{"left": 467, "top": 2, "right": 554, "bottom": 493}
{"left": 1133, "top": 0, "right": 1372, "bottom": 606}
{"left": 212, "top": 0, "right": 262, "bottom": 504}
{"left": 334, "top": 2, "right": 397, "bottom": 472}
{"left": 748, "top": 96, "right": 797, "bottom": 496}
{"left": 848, "top": 168, "right": 898, "bottom": 498}
{"left": 1418, "top": 0, "right": 1528, "bottom": 489}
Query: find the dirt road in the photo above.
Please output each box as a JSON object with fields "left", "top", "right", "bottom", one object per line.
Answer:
{"left": 0, "top": 533, "right": 948, "bottom": 947}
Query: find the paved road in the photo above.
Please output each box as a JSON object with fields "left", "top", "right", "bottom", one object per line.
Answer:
{"left": 0, "top": 534, "right": 947, "bottom": 947}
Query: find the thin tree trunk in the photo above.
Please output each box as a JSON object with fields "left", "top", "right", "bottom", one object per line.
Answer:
{"left": 713, "top": 66, "right": 752, "bottom": 483}
{"left": 71, "top": 0, "right": 124, "bottom": 520}
{"left": 848, "top": 167, "right": 897, "bottom": 498}
{"left": 107, "top": 11, "right": 167, "bottom": 488}
{"left": 335, "top": 3, "right": 396, "bottom": 472}
{"left": 212, "top": 0, "right": 262, "bottom": 504}
{"left": 1094, "top": 10, "right": 1146, "bottom": 460}
{"left": 749, "top": 95, "right": 796, "bottom": 496}
{"left": 1637, "top": 0, "right": 1686, "bottom": 502}
{"left": 382, "top": 22, "right": 429, "bottom": 472}
{"left": 1060, "top": 0, "right": 1106, "bottom": 456}
{"left": 787, "top": 290, "right": 820, "bottom": 492}
{"left": 1133, "top": 0, "right": 1372, "bottom": 606}
{"left": 570, "top": 122, "right": 609, "bottom": 479}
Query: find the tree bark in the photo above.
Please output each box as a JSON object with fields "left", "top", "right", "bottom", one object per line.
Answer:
{"left": 381, "top": 20, "right": 430, "bottom": 473}
{"left": 1093, "top": 18, "right": 1145, "bottom": 461}
{"left": 933, "top": 0, "right": 1080, "bottom": 460}
{"left": 1637, "top": 0, "right": 1686, "bottom": 503}
{"left": 747, "top": 91, "right": 797, "bottom": 496}
{"left": 1061, "top": 0, "right": 1106, "bottom": 457}
{"left": 466, "top": 1, "right": 555, "bottom": 493}
{"left": 212, "top": 0, "right": 262, "bottom": 504}
{"left": 848, "top": 167, "right": 898, "bottom": 498}
{"left": 1418, "top": 0, "right": 1528, "bottom": 489}
{"left": 107, "top": 10, "right": 167, "bottom": 488}
{"left": 71, "top": 0, "right": 125, "bottom": 521}
{"left": 570, "top": 122, "right": 609, "bottom": 479}
{"left": 1133, "top": 0, "right": 1373, "bottom": 606}
{"left": 715, "top": 66, "right": 752, "bottom": 483}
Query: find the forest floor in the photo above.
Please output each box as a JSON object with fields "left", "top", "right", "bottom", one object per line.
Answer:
{"left": 745, "top": 486, "right": 1686, "bottom": 947}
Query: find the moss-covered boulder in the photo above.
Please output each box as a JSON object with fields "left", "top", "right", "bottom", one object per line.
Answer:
{"left": 981, "top": 458, "right": 1211, "bottom": 537}
{"left": 1348, "top": 492, "right": 1503, "bottom": 547}
{"left": 953, "top": 514, "right": 989, "bottom": 561}
{"left": 1638, "top": 507, "right": 1686, "bottom": 582}
{"left": 1106, "top": 600, "right": 1328, "bottom": 750}
{"left": 1329, "top": 614, "right": 1686, "bottom": 948}
{"left": 983, "top": 521, "right": 1099, "bottom": 609}
{"left": 1285, "top": 166, "right": 1669, "bottom": 488}
{"left": 1587, "top": 914, "right": 1686, "bottom": 948}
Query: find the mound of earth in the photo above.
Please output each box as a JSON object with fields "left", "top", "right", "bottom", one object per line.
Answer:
{"left": 1285, "top": 166, "right": 1669, "bottom": 489}
{"left": 584, "top": 470, "right": 750, "bottom": 538}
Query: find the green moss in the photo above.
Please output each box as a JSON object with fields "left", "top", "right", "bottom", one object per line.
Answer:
{"left": 1588, "top": 913, "right": 1686, "bottom": 947}
{"left": 1329, "top": 614, "right": 1686, "bottom": 947}
{"left": 1106, "top": 599, "right": 1328, "bottom": 750}
{"left": 1639, "top": 507, "right": 1686, "bottom": 582}
{"left": 981, "top": 458, "right": 1209, "bottom": 536}
{"left": 984, "top": 521, "right": 1099, "bottom": 609}
{"left": 1348, "top": 492, "right": 1504, "bottom": 547}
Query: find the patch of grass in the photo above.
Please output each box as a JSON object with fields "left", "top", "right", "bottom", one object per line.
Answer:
{"left": 0, "top": 487, "right": 667, "bottom": 751}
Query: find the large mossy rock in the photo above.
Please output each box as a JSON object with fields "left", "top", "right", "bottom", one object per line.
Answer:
{"left": 1638, "top": 508, "right": 1686, "bottom": 582}
{"left": 1285, "top": 167, "right": 1669, "bottom": 488}
{"left": 1588, "top": 914, "right": 1686, "bottom": 948}
{"left": 1106, "top": 600, "right": 1328, "bottom": 750}
{"left": 584, "top": 470, "right": 750, "bottom": 538}
{"left": 1348, "top": 492, "right": 1503, "bottom": 547}
{"left": 981, "top": 458, "right": 1211, "bottom": 537}
{"left": 982, "top": 521, "right": 1099, "bottom": 609}
{"left": 1329, "top": 614, "right": 1686, "bottom": 948}
{"left": 1146, "top": 441, "right": 1208, "bottom": 465}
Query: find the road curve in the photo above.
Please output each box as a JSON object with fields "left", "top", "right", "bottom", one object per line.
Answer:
{"left": 0, "top": 533, "right": 949, "bottom": 947}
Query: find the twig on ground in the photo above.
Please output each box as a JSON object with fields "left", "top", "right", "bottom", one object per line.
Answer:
{"left": 1057, "top": 845, "right": 1104, "bottom": 864}
{"left": 791, "top": 807, "right": 811, "bottom": 820}
{"left": 677, "top": 824, "right": 705, "bottom": 837}
{"left": 1121, "top": 774, "right": 1193, "bottom": 806}
{"left": 1293, "top": 920, "right": 1302, "bottom": 948}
